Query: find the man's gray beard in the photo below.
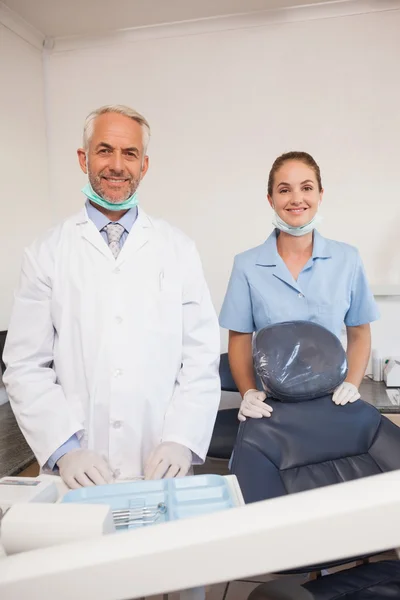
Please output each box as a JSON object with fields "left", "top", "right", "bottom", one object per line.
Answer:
{"left": 88, "top": 170, "right": 140, "bottom": 203}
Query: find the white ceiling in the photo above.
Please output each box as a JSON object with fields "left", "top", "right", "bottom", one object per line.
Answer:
{"left": 3, "top": 0, "right": 333, "bottom": 38}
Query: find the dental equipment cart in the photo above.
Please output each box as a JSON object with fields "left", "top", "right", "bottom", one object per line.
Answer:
{"left": 61, "top": 474, "right": 244, "bottom": 600}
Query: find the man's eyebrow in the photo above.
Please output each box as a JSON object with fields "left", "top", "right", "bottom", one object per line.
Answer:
{"left": 95, "top": 142, "right": 113, "bottom": 150}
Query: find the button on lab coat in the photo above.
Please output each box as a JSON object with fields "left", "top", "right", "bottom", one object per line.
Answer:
{"left": 3, "top": 207, "right": 221, "bottom": 478}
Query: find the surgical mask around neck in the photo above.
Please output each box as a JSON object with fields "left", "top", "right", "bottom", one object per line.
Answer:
{"left": 82, "top": 181, "right": 138, "bottom": 212}
{"left": 272, "top": 210, "right": 322, "bottom": 237}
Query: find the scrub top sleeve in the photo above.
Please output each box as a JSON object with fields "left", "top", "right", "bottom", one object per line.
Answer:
{"left": 344, "top": 250, "right": 380, "bottom": 327}
{"left": 219, "top": 257, "right": 255, "bottom": 333}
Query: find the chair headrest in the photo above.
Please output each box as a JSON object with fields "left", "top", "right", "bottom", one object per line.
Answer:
{"left": 253, "top": 321, "right": 348, "bottom": 402}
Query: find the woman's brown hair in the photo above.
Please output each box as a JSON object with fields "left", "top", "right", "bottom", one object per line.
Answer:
{"left": 267, "top": 151, "right": 322, "bottom": 196}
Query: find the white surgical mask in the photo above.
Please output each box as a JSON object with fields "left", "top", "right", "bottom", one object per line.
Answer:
{"left": 272, "top": 209, "right": 322, "bottom": 237}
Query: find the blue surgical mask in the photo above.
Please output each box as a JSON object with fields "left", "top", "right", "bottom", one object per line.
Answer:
{"left": 82, "top": 181, "right": 138, "bottom": 212}
{"left": 272, "top": 210, "right": 322, "bottom": 237}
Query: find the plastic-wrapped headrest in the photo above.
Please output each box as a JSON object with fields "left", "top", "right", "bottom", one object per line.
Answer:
{"left": 253, "top": 321, "right": 348, "bottom": 402}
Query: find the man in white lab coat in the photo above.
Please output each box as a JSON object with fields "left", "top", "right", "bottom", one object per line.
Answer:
{"left": 3, "top": 105, "right": 221, "bottom": 489}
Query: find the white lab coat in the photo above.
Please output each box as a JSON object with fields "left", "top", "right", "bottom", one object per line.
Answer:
{"left": 3, "top": 207, "right": 221, "bottom": 478}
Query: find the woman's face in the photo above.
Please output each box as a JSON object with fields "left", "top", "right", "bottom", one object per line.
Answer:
{"left": 268, "top": 160, "right": 323, "bottom": 227}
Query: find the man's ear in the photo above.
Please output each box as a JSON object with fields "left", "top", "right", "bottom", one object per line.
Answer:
{"left": 77, "top": 148, "right": 88, "bottom": 174}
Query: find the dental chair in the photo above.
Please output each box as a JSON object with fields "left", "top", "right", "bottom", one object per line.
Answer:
{"left": 231, "top": 320, "right": 400, "bottom": 504}
{"left": 207, "top": 353, "right": 240, "bottom": 460}
{"left": 248, "top": 560, "right": 400, "bottom": 600}
{"left": 229, "top": 320, "right": 400, "bottom": 599}
{"left": 207, "top": 353, "right": 264, "bottom": 460}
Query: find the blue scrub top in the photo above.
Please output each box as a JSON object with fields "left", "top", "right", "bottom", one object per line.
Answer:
{"left": 219, "top": 230, "right": 379, "bottom": 340}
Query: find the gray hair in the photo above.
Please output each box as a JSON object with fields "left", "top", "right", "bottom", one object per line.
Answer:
{"left": 83, "top": 104, "right": 151, "bottom": 154}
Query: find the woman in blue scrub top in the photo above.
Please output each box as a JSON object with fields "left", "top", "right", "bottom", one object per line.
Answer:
{"left": 219, "top": 151, "right": 379, "bottom": 422}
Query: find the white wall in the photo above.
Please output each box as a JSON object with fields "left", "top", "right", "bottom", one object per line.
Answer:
{"left": 0, "top": 24, "right": 50, "bottom": 330}
{"left": 1, "top": 4, "right": 399, "bottom": 362}
{"left": 43, "top": 7, "right": 400, "bottom": 356}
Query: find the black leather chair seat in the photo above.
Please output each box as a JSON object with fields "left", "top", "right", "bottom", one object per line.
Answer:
{"left": 231, "top": 396, "right": 400, "bottom": 505}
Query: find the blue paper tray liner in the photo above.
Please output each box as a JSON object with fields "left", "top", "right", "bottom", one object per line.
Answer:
{"left": 61, "top": 474, "right": 235, "bottom": 530}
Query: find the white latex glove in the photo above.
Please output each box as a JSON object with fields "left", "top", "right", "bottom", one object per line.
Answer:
{"left": 144, "top": 442, "right": 192, "bottom": 480}
{"left": 57, "top": 449, "right": 114, "bottom": 489}
{"left": 238, "top": 389, "right": 273, "bottom": 422}
{"left": 332, "top": 382, "right": 361, "bottom": 406}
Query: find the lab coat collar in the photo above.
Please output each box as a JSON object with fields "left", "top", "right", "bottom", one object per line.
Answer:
{"left": 75, "top": 206, "right": 153, "bottom": 263}
{"left": 74, "top": 205, "right": 151, "bottom": 227}
{"left": 84, "top": 199, "right": 138, "bottom": 234}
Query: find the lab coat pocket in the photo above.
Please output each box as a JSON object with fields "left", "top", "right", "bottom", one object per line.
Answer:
{"left": 142, "top": 269, "right": 182, "bottom": 335}
{"left": 147, "top": 288, "right": 182, "bottom": 335}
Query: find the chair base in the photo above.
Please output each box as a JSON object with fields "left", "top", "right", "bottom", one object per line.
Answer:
{"left": 248, "top": 560, "right": 400, "bottom": 600}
